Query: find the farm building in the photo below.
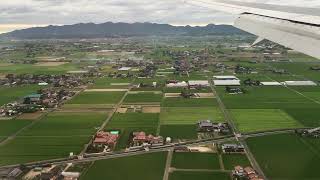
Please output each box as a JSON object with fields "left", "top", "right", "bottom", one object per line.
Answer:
{"left": 132, "top": 132, "right": 163, "bottom": 146}
{"left": 198, "top": 120, "right": 214, "bottom": 132}
{"left": 261, "top": 81, "right": 282, "bottom": 86}
{"left": 38, "top": 82, "right": 49, "bottom": 86}
{"left": 213, "top": 80, "right": 241, "bottom": 86}
{"left": 283, "top": 81, "right": 317, "bottom": 86}
{"left": 233, "top": 166, "right": 264, "bottom": 180}
{"left": 93, "top": 131, "right": 119, "bottom": 148}
{"left": 213, "top": 75, "right": 239, "bottom": 80}
{"left": 118, "top": 67, "right": 132, "bottom": 71}
{"left": 226, "top": 86, "right": 243, "bottom": 94}
{"left": 233, "top": 165, "right": 245, "bottom": 177}
{"left": 166, "top": 81, "right": 188, "bottom": 88}
{"left": 188, "top": 80, "right": 210, "bottom": 88}
{"left": 24, "top": 94, "right": 41, "bottom": 104}
{"left": 61, "top": 172, "right": 80, "bottom": 180}
{"left": 221, "top": 144, "right": 245, "bottom": 153}
{"left": 67, "top": 70, "right": 89, "bottom": 74}
{"left": 197, "top": 120, "right": 230, "bottom": 133}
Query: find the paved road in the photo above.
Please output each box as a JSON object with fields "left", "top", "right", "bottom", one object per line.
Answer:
{"left": 0, "top": 136, "right": 236, "bottom": 170}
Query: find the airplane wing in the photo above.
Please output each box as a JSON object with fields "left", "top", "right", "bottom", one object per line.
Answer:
{"left": 187, "top": 0, "right": 320, "bottom": 59}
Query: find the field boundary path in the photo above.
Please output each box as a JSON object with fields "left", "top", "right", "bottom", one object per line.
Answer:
{"left": 162, "top": 148, "right": 173, "bottom": 180}
{"left": 209, "top": 82, "right": 267, "bottom": 180}
{"left": 218, "top": 154, "right": 225, "bottom": 170}
{"left": 172, "top": 168, "right": 231, "bottom": 173}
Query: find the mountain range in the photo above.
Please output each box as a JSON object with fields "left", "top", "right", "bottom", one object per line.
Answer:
{"left": 0, "top": 22, "right": 249, "bottom": 39}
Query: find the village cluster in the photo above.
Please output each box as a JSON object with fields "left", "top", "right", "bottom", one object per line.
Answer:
{"left": 0, "top": 89, "right": 75, "bottom": 117}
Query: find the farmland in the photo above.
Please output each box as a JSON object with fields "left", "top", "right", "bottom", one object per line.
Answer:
{"left": 160, "top": 124, "right": 197, "bottom": 139}
{"left": 0, "top": 85, "right": 41, "bottom": 105}
{"left": 123, "top": 92, "right": 163, "bottom": 103}
{"left": 0, "top": 112, "right": 107, "bottom": 165}
{"left": 171, "top": 152, "right": 221, "bottom": 169}
{"left": 67, "top": 91, "right": 125, "bottom": 105}
{"left": 0, "top": 63, "right": 81, "bottom": 74}
{"left": 0, "top": 32, "right": 319, "bottom": 179}
{"left": 169, "top": 171, "right": 231, "bottom": 180}
{"left": 230, "top": 109, "right": 303, "bottom": 133}
{"left": 89, "top": 77, "right": 133, "bottom": 89}
{"left": 0, "top": 120, "right": 32, "bottom": 141}
{"left": 216, "top": 86, "right": 318, "bottom": 109}
{"left": 105, "top": 113, "right": 159, "bottom": 149}
{"left": 160, "top": 107, "right": 224, "bottom": 125}
{"left": 81, "top": 152, "right": 167, "bottom": 180}
{"left": 247, "top": 133, "right": 320, "bottom": 180}
{"left": 222, "top": 154, "right": 250, "bottom": 170}
{"left": 162, "top": 98, "right": 218, "bottom": 107}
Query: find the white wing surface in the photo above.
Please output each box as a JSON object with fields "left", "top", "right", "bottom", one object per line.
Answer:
{"left": 188, "top": 0, "right": 320, "bottom": 59}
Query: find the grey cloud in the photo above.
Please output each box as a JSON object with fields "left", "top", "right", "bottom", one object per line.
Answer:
{"left": 0, "top": 0, "right": 317, "bottom": 26}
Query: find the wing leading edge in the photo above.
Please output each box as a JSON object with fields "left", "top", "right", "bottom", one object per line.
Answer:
{"left": 187, "top": 0, "right": 320, "bottom": 59}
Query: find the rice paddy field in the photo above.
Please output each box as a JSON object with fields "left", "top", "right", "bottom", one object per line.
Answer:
{"left": 123, "top": 92, "right": 163, "bottom": 103}
{"left": 247, "top": 133, "right": 320, "bottom": 180}
{"left": 160, "top": 124, "right": 197, "bottom": 139}
{"left": 0, "top": 85, "right": 41, "bottom": 105}
{"left": 0, "top": 112, "right": 107, "bottom": 166}
{"left": 222, "top": 154, "right": 250, "bottom": 170}
{"left": 268, "top": 62, "right": 320, "bottom": 81}
{"left": 159, "top": 106, "right": 225, "bottom": 139}
{"left": 171, "top": 152, "right": 221, "bottom": 170}
{"left": 216, "top": 86, "right": 318, "bottom": 109}
{"left": 0, "top": 63, "right": 81, "bottom": 74}
{"left": 0, "top": 120, "right": 32, "bottom": 141}
{"left": 284, "top": 108, "right": 320, "bottom": 127}
{"left": 160, "top": 107, "right": 224, "bottom": 125}
{"left": 169, "top": 171, "right": 231, "bottom": 180}
{"left": 89, "top": 77, "right": 133, "bottom": 89}
{"left": 67, "top": 91, "right": 125, "bottom": 105}
{"left": 230, "top": 109, "right": 303, "bottom": 133}
{"left": 162, "top": 98, "right": 218, "bottom": 107}
{"left": 159, "top": 107, "right": 224, "bottom": 139}
{"left": 105, "top": 113, "right": 160, "bottom": 150}
{"left": 81, "top": 152, "right": 167, "bottom": 180}
{"left": 159, "top": 85, "right": 225, "bottom": 139}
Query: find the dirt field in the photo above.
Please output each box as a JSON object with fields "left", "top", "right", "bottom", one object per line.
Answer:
{"left": 34, "top": 62, "right": 68, "bottom": 67}
{"left": 85, "top": 89, "right": 128, "bottom": 92}
{"left": 187, "top": 146, "right": 215, "bottom": 153}
{"left": 16, "top": 112, "right": 44, "bottom": 120}
{"left": 195, "top": 93, "right": 215, "bottom": 98}
{"left": 165, "top": 93, "right": 181, "bottom": 98}
{"left": 110, "top": 83, "right": 131, "bottom": 86}
{"left": 165, "top": 93, "right": 215, "bottom": 98}
{"left": 0, "top": 63, "right": 13, "bottom": 67}
{"left": 142, "top": 106, "right": 161, "bottom": 113}
{"left": 116, "top": 107, "right": 128, "bottom": 113}
{"left": 0, "top": 74, "right": 7, "bottom": 79}
{"left": 57, "top": 109, "right": 111, "bottom": 113}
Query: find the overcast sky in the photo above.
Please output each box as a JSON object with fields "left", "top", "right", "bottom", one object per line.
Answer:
{"left": 0, "top": 0, "right": 319, "bottom": 34}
